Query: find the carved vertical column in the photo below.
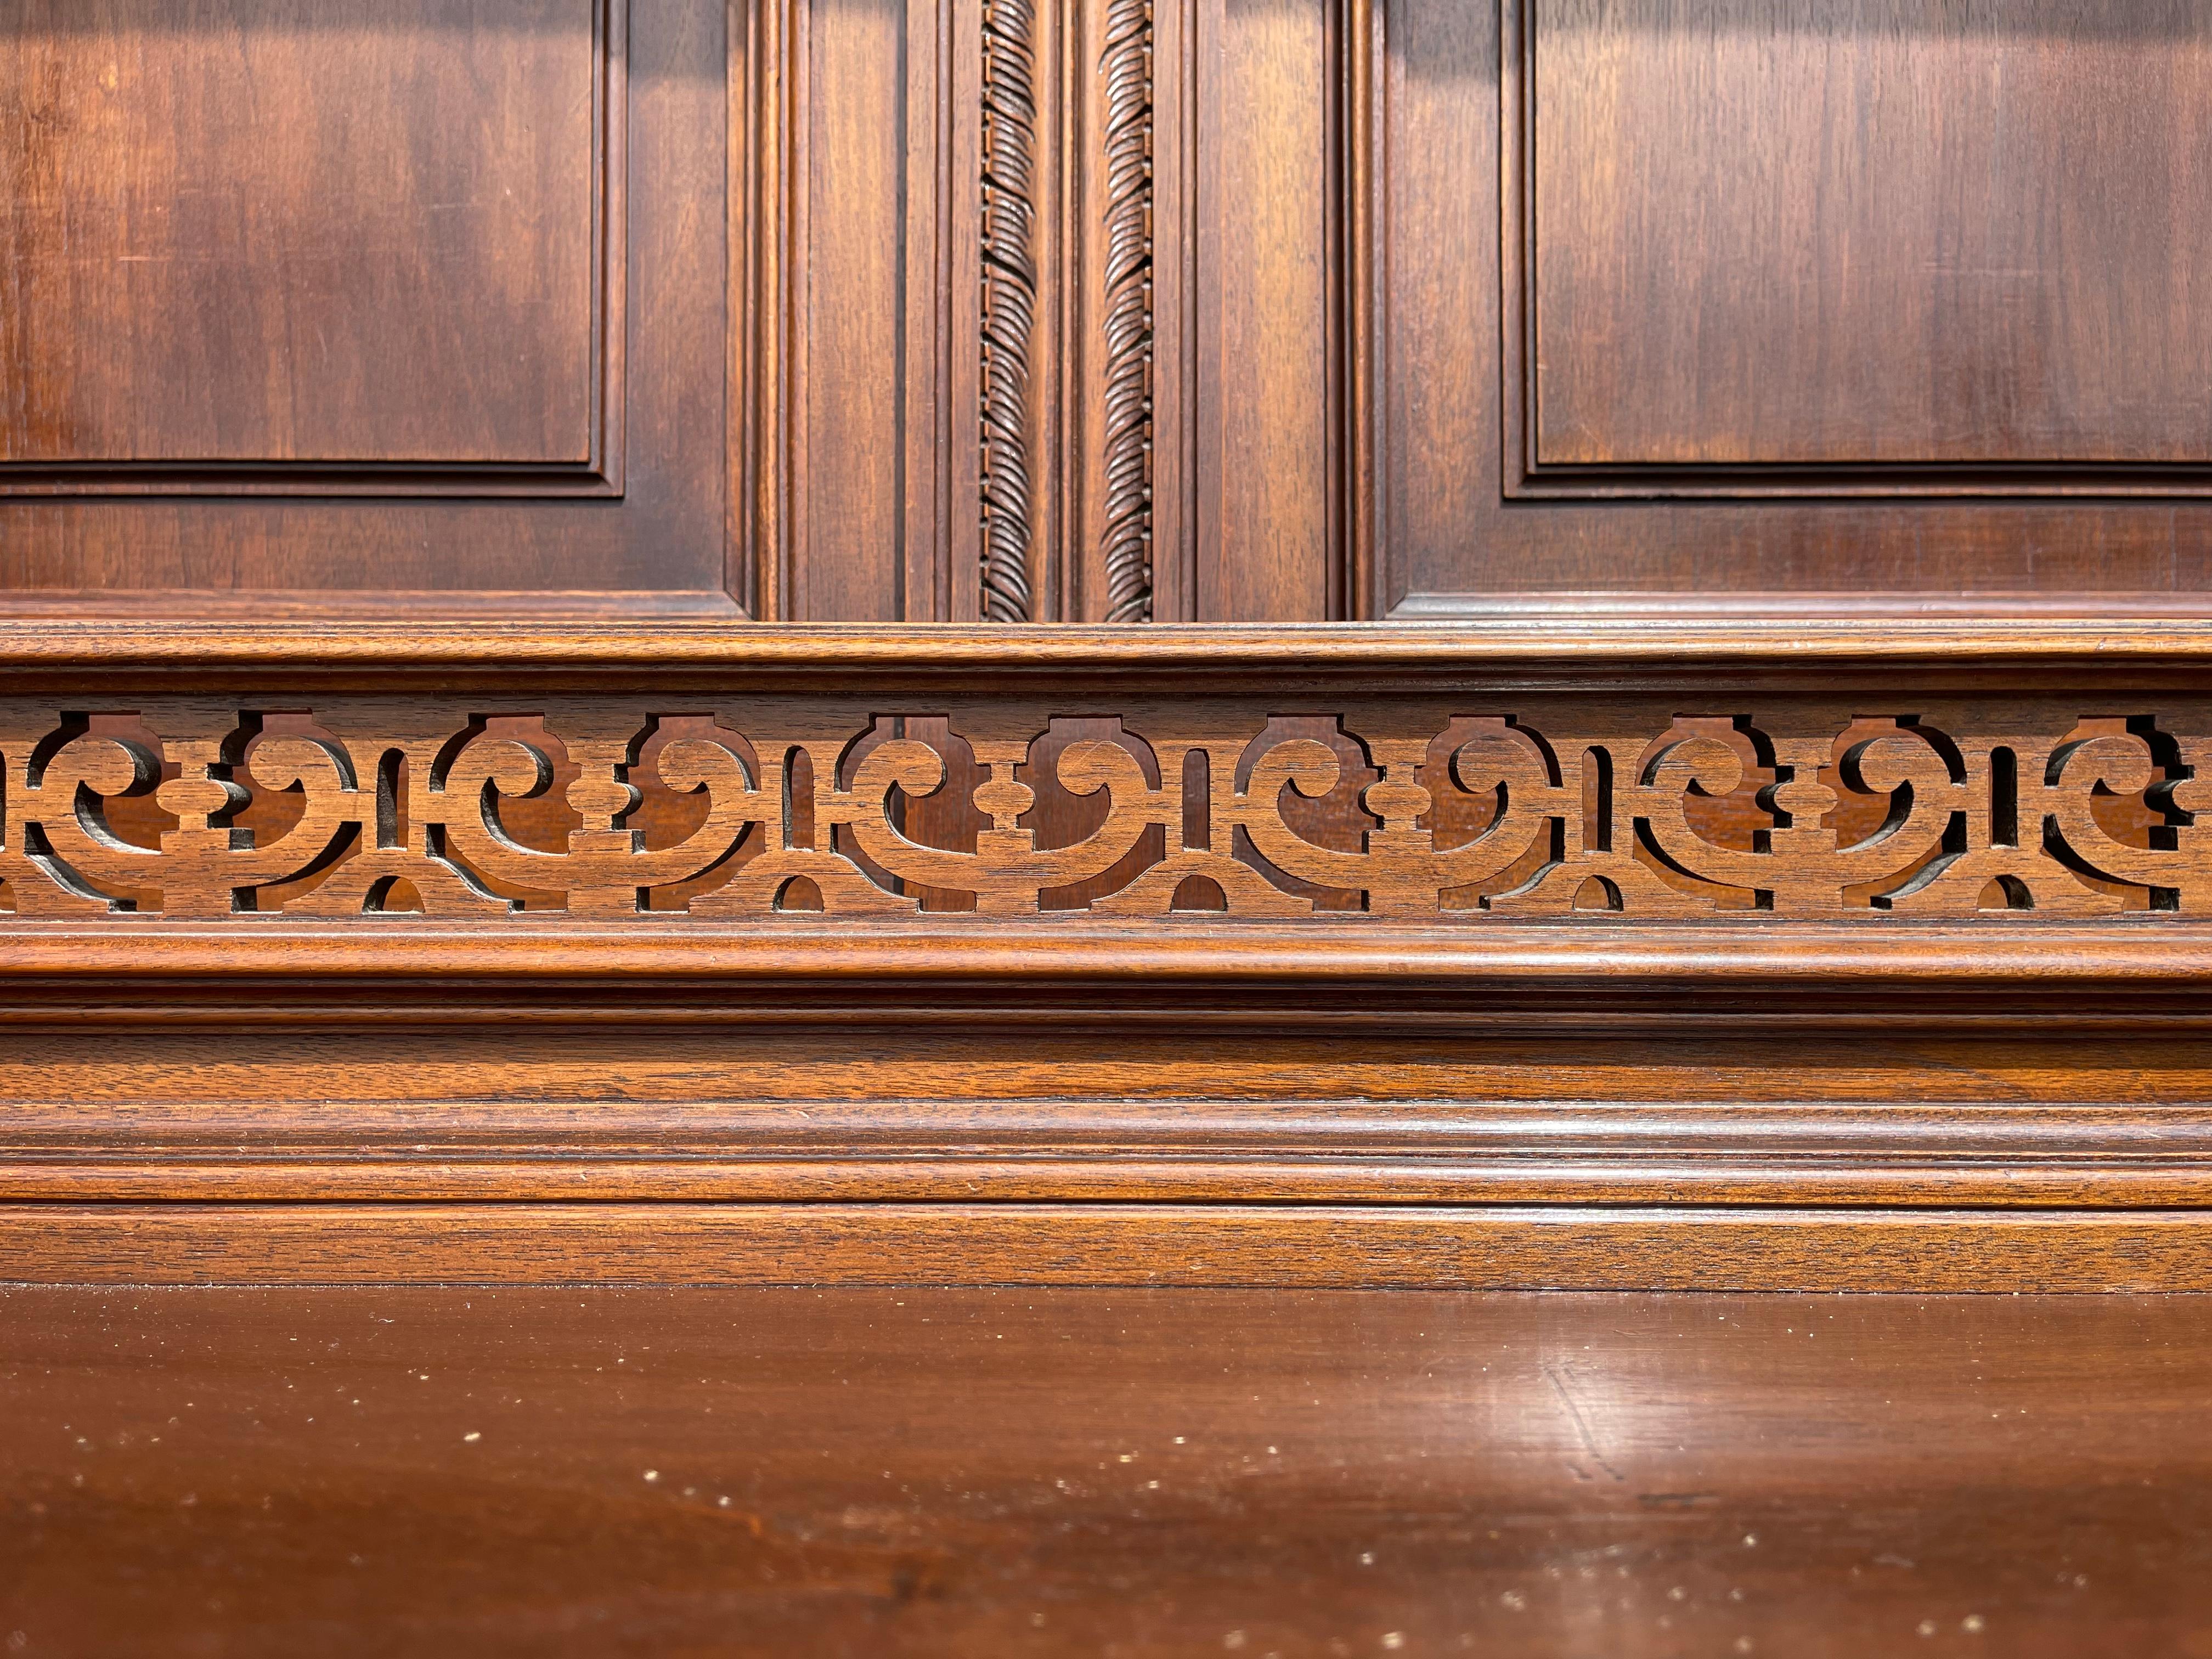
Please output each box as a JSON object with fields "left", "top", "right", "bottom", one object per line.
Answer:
{"left": 973, "top": 0, "right": 1167, "bottom": 621}
{"left": 980, "top": 0, "right": 1041, "bottom": 621}
{"left": 1095, "top": 0, "right": 1155, "bottom": 622}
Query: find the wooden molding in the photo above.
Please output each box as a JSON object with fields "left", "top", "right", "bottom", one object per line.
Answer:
{"left": 980, "top": 0, "right": 1041, "bottom": 621}
{"left": 3, "top": 617, "right": 2209, "bottom": 678}
{"left": 4, "top": 623, "right": 2209, "bottom": 1285}
{"left": 1095, "top": 0, "right": 1156, "bottom": 622}
{"left": 4, "top": 1205, "right": 2207, "bottom": 1290}
{"left": 977, "top": 0, "right": 1163, "bottom": 621}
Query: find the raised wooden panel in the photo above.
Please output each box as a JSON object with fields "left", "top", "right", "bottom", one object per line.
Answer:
{"left": 0, "top": 0, "right": 740, "bottom": 614}
{"left": 1373, "top": 0, "right": 2212, "bottom": 611}
{"left": 0, "top": 0, "right": 621, "bottom": 496}
{"left": 1517, "top": 0, "right": 2212, "bottom": 492}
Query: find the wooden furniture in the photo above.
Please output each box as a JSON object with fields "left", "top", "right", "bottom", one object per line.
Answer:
{"left": 4, "top": 2, "right": 2211, "bottom": 1288}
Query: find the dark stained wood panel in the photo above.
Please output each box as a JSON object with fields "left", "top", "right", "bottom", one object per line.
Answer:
{"left": 792, "top": 0, "right": 909, "bottom": 618}
{"left": 12, "top": 0, "right": 2212, "bottom": 614}
{"left": 0, "top": 0, "right": 739, "bottom": 611}
{"left": 1527, "top": 0, "right": 2212, "bottom": 476}
{"left": 1197, "top": 0, "right": 1339, "bottom": 620}
{"left": 1376, "top": 0, "right": 2212, "bottom": 607}
{"left": 1, "top": 0, "right": 605, "bottom": 478}
{"left": 4, "top": 1286, "right": 2211, "bottom": 1654}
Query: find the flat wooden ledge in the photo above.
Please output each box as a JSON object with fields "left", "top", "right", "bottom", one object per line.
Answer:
{"left": 4, "top": 1204, "right": 2209, "bottom": 1290}
{"left": 1, "top": 916, "right": 2203, "bottom": 973}
{"left": 1, "top": 615, "right": 2210, "bottom": 679}
{"left": 8, "top": 1286, "right": 2207, "bottom": 1654}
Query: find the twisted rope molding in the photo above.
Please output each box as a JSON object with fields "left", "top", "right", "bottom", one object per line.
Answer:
{"left": 980, "top": 0, "right": 1039, "bottom": 623}
{"left": 1099, "top": 0, "right": 1155, "bottom": 622}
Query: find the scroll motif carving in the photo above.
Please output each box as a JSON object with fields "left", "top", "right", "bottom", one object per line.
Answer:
{"left": 1098, "top": 0, "right": 1154, "bottom": 623}
{"left": 980, "top": 0, "right": 1039, "bottom": 623}
{"left": 3, "top": 701, "right": 2208, "bottom": 921}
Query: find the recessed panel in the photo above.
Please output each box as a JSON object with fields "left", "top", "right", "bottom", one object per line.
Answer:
{"left": 0, "top": 0, "right": 604, "bottom": 479}
{"left": 1528, "top": 0, "right": 2212, "bottom": 475}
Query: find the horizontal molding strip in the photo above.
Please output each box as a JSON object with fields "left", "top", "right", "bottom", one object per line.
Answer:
{"left": 2, "top": 921, "right": 2209, "bottom": 994}
{"left": 3, "top": 1204, "right": 2207, "bottom": 1290}
{"left": 8, "top": 1128, "right": 2211, "bottom": 1207}
{"left": 2, "top": 618, "right": 2211, "bottom": 678}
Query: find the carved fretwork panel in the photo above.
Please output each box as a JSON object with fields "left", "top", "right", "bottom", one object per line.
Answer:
{"left": 3, "top": 695, "right": 2203, "bottom": 921}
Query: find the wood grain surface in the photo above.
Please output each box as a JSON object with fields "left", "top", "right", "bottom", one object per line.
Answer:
{"left": 3, "top": 616, "right": 2210, "bottom": 678}
{"left": 1, "top": 0, "right": 605, "bottom": 473}
{"left": 2, "top": 1205, "right": 2208, "bottom": 1290}
{"left": 1415, "top": 0, "right": 2212, "bottom": 609}
{"left": 1, "top": 624, "right": 2208, "bottom": 1288}
{"left": 2, "top": 1285, "right": 2208, "bottom": 1655}
{"left": 0, "top": 0, "right": 727, "bottom": 600}
{"left": 1529, "top": 0, "right": 2212, "bottom": 472}
{"left": 18, "top": 1, "right": 2212, "bottom": 615}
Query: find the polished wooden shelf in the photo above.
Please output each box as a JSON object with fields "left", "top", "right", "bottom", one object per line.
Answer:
{"left": 2, "top": 1285, "right": 2201, "bottom": 1655}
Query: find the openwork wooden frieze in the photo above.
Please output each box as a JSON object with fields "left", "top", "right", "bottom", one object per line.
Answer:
{"left": 1, "top": 698, "right": 2207, "bottom": 919}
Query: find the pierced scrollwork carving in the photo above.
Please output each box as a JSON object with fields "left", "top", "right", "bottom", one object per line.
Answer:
{"left": 2, "top": 701, "right": 2207, "bottom": 920}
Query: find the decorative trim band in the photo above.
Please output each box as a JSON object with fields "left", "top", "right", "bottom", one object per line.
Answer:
{"left": 4, "top": 698, "right": 2209, "bottom": 921}
{"left": 1, "top": 618, "right": 2204, "bottom": 673}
